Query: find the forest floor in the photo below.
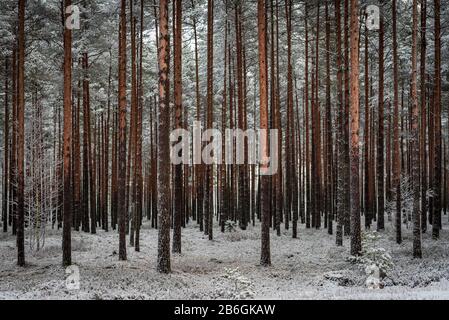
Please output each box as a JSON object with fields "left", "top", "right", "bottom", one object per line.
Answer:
{"left": 1, "top": 216, "right": 449, "bottom": 300}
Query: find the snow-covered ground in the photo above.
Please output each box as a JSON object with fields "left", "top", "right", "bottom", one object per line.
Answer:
{"left": 1, "top": 217, "right": 449, "bottom": 300}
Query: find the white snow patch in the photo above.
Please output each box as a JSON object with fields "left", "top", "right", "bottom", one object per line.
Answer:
{"left": 1, "top": 218, "right": 449, "bottom": 300}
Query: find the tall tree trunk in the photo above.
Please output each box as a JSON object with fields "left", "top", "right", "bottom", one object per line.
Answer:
{"left": 229, "top": 49, "right": 235, "bottom": 224}
{"left": 111, "top": 108, "right": 118, "bottom": 230}
{"left": 10, "top": 49, "right": 17, "bottom": 235}
{"left": 392, "top": 0, "right": 402, "bottom": 244}
{"left": 204, "top": 0, "right": 214, "bottom": 240}
{"left": 73, "top": 66, "right": 81, "bottom": 232}
{"left": 377, "top": 0, "right": 385, "bottom": 231}
{"left": 325, "top": 1, "right": 333, "bottom": 235}
{"left": 242, "top": 38, "right": 250, "bottom": 230}
{"left": 173, "top": 0, "right": 183, "bottom": 253}
{"left": 274, "top": 0, "right": 283, "bottom": 235}
{"left": 235, "top": 3, "right": 247, "bottom": 231}
{"left": 103, "top": 49, "right": 112, "bottom": 233}
{"left": 343, "top": 0, "right": 350, "bottom": 235}
{"left": 190, "top": 0, "right": 203, "bottom": 232}
{"left": 313, "top": 2, "right": 321, "bottom": 230}
{"left": 220, "top": 1, "right": 229, "bottom": 233}
{"left": 286, "top": 0, "right": 298, "bottom": 237}
{"left": 2, "top": 58, "right": 9, "bottom": 233}
{"left": 432, "top": 0, "right": 441, "bottom": 239}
{"left": 411, "top": 0, "right": 422, "bottom": 258}
{"left": 62, "top": 0, "right": 72, "bottom": 267}
{"left": 150, "top": 3, "right": 159, "bottom": 229}
{"left": 82, "top": 58, "right": 90, "bottom": 232}
{"left": 428, "top": 73, "right": 434, "bottom": 226}
{"left": 420, "top": 0, "right": 427, "bottom": 233}
{"left": 269, "top": 0, "right": 278, "bottom": 235}
{"left": 91, "top": 111, "right": 97, "bottom": 230}
{"left": 258, "top": 0, "right": 271, "bottom": 267}
{"left": 152, "top": 97, "right": 158, "bottom": 229}
{"left": 284, "top": 0, "right": 293, "bottom": 235}
{"left": 157, "top": 0, "right": 171, "bottom": 273}
{"left": 364, "top": 16, "right": 371, "bottom": 229}
{"left": 134, "top": 0, "right": 144, "bottom": 252}
{"left": 118, "top": 0, "right": 127, "bottom": 261}
{"left": 304, "top": 2, "right": 310, "bottom": 230}
{"left": 82, "top": 53, "right": 93, "bottom": 234}
{"left": 386, "top": 102, "right": 392, "bottom": 205}
{"left": 129, "top": 3, "right": 137, "bottom": 244}
{"left": 349, "top": 0, "right": 361, "bottom": 256}
{"left": 96, "top": 117, "right": 102, "bottom": 228}
{"left": 335, "top": 0, "right": 344, "bottom": 246}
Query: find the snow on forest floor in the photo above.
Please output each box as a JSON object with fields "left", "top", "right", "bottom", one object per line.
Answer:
{"left": 1, "top": 217, "right": 449, "bottom": 300}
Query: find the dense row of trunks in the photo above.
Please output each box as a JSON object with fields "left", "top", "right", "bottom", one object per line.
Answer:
{"left": 0, "top": 0, "right": 446, "bottom": 271}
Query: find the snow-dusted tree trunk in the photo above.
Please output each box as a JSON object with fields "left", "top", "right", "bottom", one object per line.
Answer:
{"left": 343, "top": 0, "right": 350, "bottom": 236}
{"left": 128, "top": 0, "right": 137, "bottom": 247}
{"left": 220, "top": 0, "right": 228, "bottom": 233}
{"left": 392, "top": 0, "right": 402, "bottom": 244}
{"left": 420, "top": 0, "right": 427, "bottom": 233}
{"left": 204, "top": 0, "right": 214, "bottom": 240}
{"left": 82, "top": 53, "right": 93, "bottom": 234}
{"left": 325, "top": 1, "right": 333, "bottom": 235}
{"left": 17, "top": 1, "right": 26, "bottom": 265}
{"left": 118, "top": 0, "right": 127, "bottom": 261}
{"left": 411, "top": 0, "right": 422, "bottom": 259}
{"left": 134, "top": 0, "right": 144, "bottom": 252}
{"left": 62, "top": 0, "right": 73, "bottom": 267}
{"left": 173, "top": 0, "right": 183, "bottom": 254}
{"left": 349, "top": 0, "right": 361, "bottom": 256}
{"left": 10, "top": 49, "right": 17, "bottom": 236}
{"left": 73, "top": 63, "right": 81, "bottom": 233}
{"left": 432, "top": 0, "right": 442, "bottom": 240}
{"left": 377, "top": 0, "right": 385, "bottom": 231}
{"left": 3, "top": 58, "right": 9, "bottom": 233}
{"left": 363, "top": 15, "right": 372, "bottom": 230}
{"left": 258, "top": 0, "right": 271, "bottom": 267}
{"left": 157, "top": 0, "right": 171, "bottom": 273}
{"left": 335, "top": 0, "right": 344, "bottom": 247}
